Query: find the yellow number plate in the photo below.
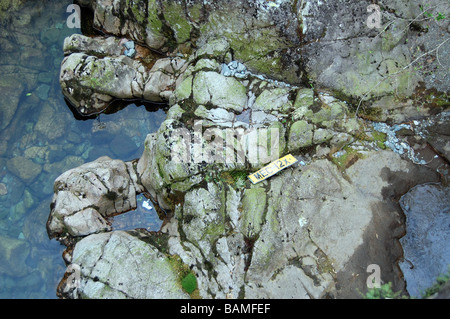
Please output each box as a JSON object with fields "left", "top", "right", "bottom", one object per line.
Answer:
{"left": 248, "top": 154, "right": 298, "bottom": 184}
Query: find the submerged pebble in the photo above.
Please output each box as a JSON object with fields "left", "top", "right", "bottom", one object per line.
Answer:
{"left": 0, "top": 183, "right": 7, "bottom": 196}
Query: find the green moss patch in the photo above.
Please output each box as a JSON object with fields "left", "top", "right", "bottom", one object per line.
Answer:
{"left": 181, "top": 273, "right": 197, "bottom": 294}
{"left": 168, "top": 254, "right": 199, "bottom": 297}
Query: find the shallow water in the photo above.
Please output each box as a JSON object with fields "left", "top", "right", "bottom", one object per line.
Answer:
{"left": 0, "top": 1, "right": 165, "bottom": 298}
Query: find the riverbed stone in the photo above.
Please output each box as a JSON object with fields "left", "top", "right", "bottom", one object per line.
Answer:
{"left": 0, "top": 235, "right": 30, "bottom": 277}
{"left": 6, "top": 156, "right": 42, "bottom": 183}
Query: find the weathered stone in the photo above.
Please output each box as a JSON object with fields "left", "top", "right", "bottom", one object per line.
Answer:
{"left": 240, "top": 188, "right": 266, "bottom": 239}
{"left": 288, "top": 120, "right": 314, "bottom": 151}
{"left": 51, "top": 0, "right": 450, "bottom": 300}
{"left": 6, "top": 156, "right": 42, "bottom": 183}
{"left": 60, "top": 51, "right": 181, "bottom": 115}
{"left": 0, "top": 75, "right": 25, "bottom": 131}
{"left": 194, "top": 105, "right": 235, "bottom": 126}
{"left": 252, "top": 88, "right": 292, "bottom": 112}
{"left": 63, "top": 34, "right": 123, "bottom": 57}
{"left": 58, "top": 231, "right": 189, "bottom": 299}
{"left": 0, "top": 235, "right": 30, "bottom": 277}
{"left": 47, "top": 156, "right": 143, "bottom": 239}
{"left": 181, "top": 182, "right": 226, "bottom": 258}
{"left": 313, "top": 128, "right": 333, "bottom": 144}
{"left": 34, "top": 99, "right": 70, "bottom": 140}
{"left": 245, "top": 150, "right": 439, "bottom": 298}
{"left": 63, "top": 208, "right": 111, "bottom": 237}
{"left": 193, "top": 71, "right": 247, "bottom": 112}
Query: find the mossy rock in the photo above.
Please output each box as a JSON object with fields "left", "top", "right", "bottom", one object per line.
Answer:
{"left": 288, "top": 120, "right": 314, "bottom": 151}
{"left": 240, "top": 188, "right": 267, "bottom": 239}
{"left": 181, "top": 273, "right": 198, "bottom": 294}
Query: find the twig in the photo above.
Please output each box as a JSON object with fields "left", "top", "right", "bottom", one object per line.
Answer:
{"left": 355, "top": 37, "right": 450, "bottom": 117}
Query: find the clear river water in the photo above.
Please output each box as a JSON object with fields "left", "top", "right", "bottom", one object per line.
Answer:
{"left": 0, "top": 1, "right": 165, "bottom": 298}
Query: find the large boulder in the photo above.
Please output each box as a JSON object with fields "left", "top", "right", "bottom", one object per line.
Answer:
{"left": 57, "top": 230, "right": 189, "bottom": 299}
{"left": 47, "top": 156, "right": 144, "bottom": 240}
{"left": 60, "top": 51, "right": 184, "bottom": 115}
{"left": 59, "top": 34, "right": 186, "bottom": 115}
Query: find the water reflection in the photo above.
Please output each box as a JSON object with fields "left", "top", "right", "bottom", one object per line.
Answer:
{"left": 109, "top": 194, "right": 164, "bottom": 232}
{"left": 0, "top": 1, "right": 166, "bottom": 298}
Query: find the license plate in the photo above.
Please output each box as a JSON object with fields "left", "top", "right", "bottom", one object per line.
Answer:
{"left": 248, "top": 154, "right": 298, "bottom": 184}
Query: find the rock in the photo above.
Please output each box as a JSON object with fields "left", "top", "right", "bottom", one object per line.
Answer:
{"left": 151, "top": 149, "right": 439, "bottom": 299}
{"left": 426, "top": 120, "right": 450, "bottom": 162}
{"left": 47, "top": 156, "right": 144, "bottom": 239}
{"left": 221, "top": 61, "right": 247, "bottom": 78}
{"left": 240, "top": 188, "right": 266, "bottom": 239}
{"left": 51, "top": 0, "right": 450, "bottom": 300}
{"left": 252, "top": 88, "right": 292, "bottom": 112}
{"left": 194, "top": 105, "right": 235, "bottom": 127}
{"left": 34, "top": 99, "right": 70, "bottom": 140}
{"left": 399, "top": 183, "right": 450, "bottom": 298}
{"left": 34, "top": 84, "right": 50, "bottom": 100}
{"left": 0, "top": 235, "right": 30, "bottom": 277}
{"left": 0, "top": 74, "right": 25, "bottom": 130}
{"left": 181, "top": 182, "right": 226, "bottom": 258}
{"left": 63, "top": 34, "right": 123, "bottom": 57}
{"left": 0, "top": 183, "right": 7, "bottom": 196}
{"left": 143, "top": 58, "right": 181, "bottom": 101}
{"left": 6, "top": 156, "right": 42, "bottom": 183}
{"left": 64, "top": 208, "right": 112, "bottom": 237}
{"left": 58, "top": 231, "right": 189, "bottom": 299}
{"left": 60, "top": 51, "right": 182, "bottom": 115}
{"left": 246, "top": 150, "right": 439, "bottom": 298}
{"left": 288, "top": 120, "right": 314, "bottom": 151}
{"left": 193, "top": 71, "right": 247, "bottom": 112}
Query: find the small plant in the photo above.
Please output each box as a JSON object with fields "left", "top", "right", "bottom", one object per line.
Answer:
{"left": 419, "top": 4, "right": 449, "bottom": 22}
{"left": 168, "top": 254, "right": 199, "bottom": 296}
{"left": 230, "top": 170, "right": 248, "bottom": 188}
{"left": 181, "top": 273, "right": 197, "bottom": 294}
{"left": 364, "top": 282, "right": 404, "bottom": 299}
{"left": 421, "top": 267, "right": 450, "bottom": 298}
{"left": 219, "top": 170, "right": 248, "bottom": 188}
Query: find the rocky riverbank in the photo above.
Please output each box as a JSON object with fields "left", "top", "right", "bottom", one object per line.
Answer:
{"left": 48, "top": 0, "right": 449, "bottom": 298}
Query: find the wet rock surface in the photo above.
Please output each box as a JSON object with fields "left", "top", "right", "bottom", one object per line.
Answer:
{"left": 399, "top": 183, "right": 450, "bottom": 298}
